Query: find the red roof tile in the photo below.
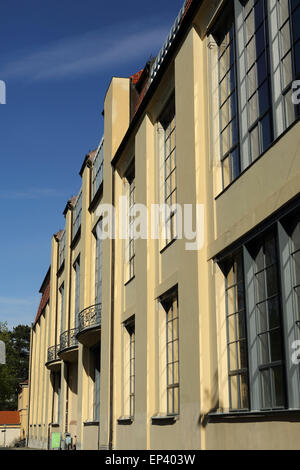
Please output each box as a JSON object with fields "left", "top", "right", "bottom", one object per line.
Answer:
{"left": 33, "top": 279, "right": 50, "bottom": 327}
{"left": 0, "top": 411, "right": 20, "bottom": 425}
{"left": 130, "top": 69, "right": 143, "bottom": 85}
{"left": 181, "top": 0, "right": 193, "bottom": 22}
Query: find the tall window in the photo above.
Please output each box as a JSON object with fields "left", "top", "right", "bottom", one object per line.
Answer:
{"left": 73, "top": 190, "right": 82, "bottom": 239}
{"left": 220, "top": 224, "right": 290, "bottom": 411}
{"left": 243, "top": 0, "right": 273, "bottom": 162}
{"left": 275, "top": 0, "right": 300, "bottom": 128}
{"left": 125, "top": 318, "right": 135, "bottom": 418}
{"left": 92, "top": 346, "right": 100, "bottom": 421}
{"left": 216, "top": 8, "right": 240, "bottom": 188}
{"left": 212, "top": 0, "right": 277, "bottom": 187}
{"left": 160, "top": 96, "right": 177, "bottom": 244}
{"left": 92, "top": 138, "right": 104, "bottom": 199}
{"left": 224, "top": 252, "right": 249, "bottom": 410}
{"left": 126, "top": 162, "right": 135, "bottom": 281}
{"left": 57, "top": 372, "right": 61, "bottom": 423}
{"left": 250, "top": 231, "right": 285, "bottom": 409}
{"left": 290, "top": 217, "right": 300, "bottom": 327}
{"left": 277, "top": 0, "right": 296, "bottom": 127}
{"left": 161, "top": 290, "right": 179, "bottom": 416}
{"left": 59, "top": 283, "right": 64, "bottom": 336}
{"left": 58, "top": 230, "right": 65, "bottom": 268}
{"left": 52, "top": 371, "right": 61, "bottom": 424}
{"left": 74, "top": 257, "right": 80, "bottom": 328}
{"left": 95, "top": 220, "right": 103, "bottom": 305}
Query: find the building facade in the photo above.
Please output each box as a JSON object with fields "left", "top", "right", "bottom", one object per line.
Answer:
{"left": 28, "top": 0, "right": 300, "bottom": 450}
{"left": 18, "top": 380, "right": 29, "bottom": 441}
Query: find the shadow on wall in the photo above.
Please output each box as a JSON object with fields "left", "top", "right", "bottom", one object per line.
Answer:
{"left": 198, "top": 372, "right": 220, "bottom": 428}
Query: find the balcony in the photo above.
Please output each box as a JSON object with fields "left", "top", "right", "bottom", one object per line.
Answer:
{"left": 45, "top": 345, "right": 61, "bottom": 370}
{"left": 58, "top": 328, "right": 78, "bottom": 363}
{"left": 76, "top": 303, "right": 101, "bottom": 347}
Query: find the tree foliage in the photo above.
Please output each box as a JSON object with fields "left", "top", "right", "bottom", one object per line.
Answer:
{"left": 0, "top": 322, "right": 30, "bottom": 410}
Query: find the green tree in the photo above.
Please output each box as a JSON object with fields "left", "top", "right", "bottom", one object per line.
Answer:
{"left": 0, "top": 322, "right": 30, "bottom": 410}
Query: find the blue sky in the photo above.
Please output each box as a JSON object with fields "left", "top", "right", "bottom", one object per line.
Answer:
{"left": 0, "top": 0, "right": 184, "bottom": 329}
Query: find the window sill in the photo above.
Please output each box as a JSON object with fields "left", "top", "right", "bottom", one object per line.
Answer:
{"left": 117, "top": 417, "right": 134, "bottom": 425}
{"left": 83, "top": 421, "right": 99, "bottom": 426}
{"left": 207, "top": 408, "right": 300, "bottom": 423}
{"left": 151, "top": 414, "right": 178, "bottom": 425}
{"left": 215, "top": 114, "right": 300, "bottom": 201}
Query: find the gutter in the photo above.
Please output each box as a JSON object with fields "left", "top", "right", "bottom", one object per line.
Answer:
{"left": 108, "top": 168, "right": 116, "bottom": 450}
{"left": 26, "top": 324, "right": 33, "bottom": 448}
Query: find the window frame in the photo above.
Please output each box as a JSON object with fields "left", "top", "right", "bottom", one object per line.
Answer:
{"left": 224, "top": 251, "right": 250, "bottom": 411}
{"left": 160, "top": 288, "right": 180, "bottom": 417}
{"left": 159, "top": 94, "right": 177, "bottom": 245}
{"left": 92, "top": 138, "right": 104, "bottom": 200}
{"left": 124, "top": 317, "right": 135, "bottom": 419}
{"left": 125, "top": 161, "right": 135, "bottom": 283}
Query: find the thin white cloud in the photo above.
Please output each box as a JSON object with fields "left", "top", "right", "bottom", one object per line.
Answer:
{"left": 2, "top": 22, "right": 169, "bottom": 82}
{"left": 0, "top": 188, "right": 65, "bottom": 199}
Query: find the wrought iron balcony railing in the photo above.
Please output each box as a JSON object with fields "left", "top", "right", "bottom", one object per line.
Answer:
{"left": 59, "top": 328, "right": 78, "bottom": 353}
{"left": 77, "top": 303, "right": 101, "bottom": 335}
{"left": 47, "top": 345, "right": 60, "bottom": 363}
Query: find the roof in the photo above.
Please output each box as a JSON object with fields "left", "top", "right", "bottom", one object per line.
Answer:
{"left": 34, "top": 276, "right": 50, "bottom": 327}
{"left": 54, "top": 230, "right": 64, "bottom": 242}
{"left": 130, "top": 69, "right": 143, "bottom": 85}
{"left": 39, "top": 266, "right": 51, "bottom": 293}
{"left": 0, "top": 411, "right": 20, "bottom": 426}
{"left": 63, "top": 195, "right": 77, "bottom": 216}
{"left": 79, "top": 148, "right": 97, "bottom": 177}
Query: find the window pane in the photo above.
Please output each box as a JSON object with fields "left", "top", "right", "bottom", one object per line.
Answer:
{"left": 249, "top": 91, "right": 258, "bottom": 126}
{"left": 292, "top": 6, "right": 300, "bottom": 43}
{"left": 222, "top": 155, "right": 231, "bottom": 188}
{"left": 293, "top": 250, "right": 300, "bottom": 284}
{"left": 259, "top": 332, "right": 270, "bottom": 364}
{"left": 261, "top": 369, "right": 272, "bottom": 409}
{"left": 258, "top": 81, "right": 270, "bottom": 116}
{"left": 230, "top": 375, "right": 239, "bottom": 409}
{"left": 256, "top": 270, "right": 266, "bottom": 302}
{"left": 229, "top": 342, "right": 238, "bottom": 371}
{"left": 261, "top": 113, "right": 272, "bottom": 152}
{"left": 173, "top": 387, "right": 179, "bottom": 415}
{"left": 228, "top": 314, "right": 236, "bottom": 343}
{"left": 281, "top": 21, "right": 292, "bottom": 57}
{"left": 266, "top": 265, "right": 278, "bottom": 297}
{"left": 273, "top": 366, "right": 285, "bottom": 407}
{"left": 257, "top": 301, "right": 268, "bottom": 334}
{"left": 282, "top": 53, "right": 293, "bottom": 89}
{"left": 257, "top": 53, "right": 267, "bottom": 86}
{"left": 238, "top": 339, "right": 248, "bottom": 370}
{"left": 227, "top": 287, "right": 236, "bottom": 316}
{"left": 270, "top": 329, "right": 283, "bottom": 363}
{"left": 250, "top": 125, "right": 260, "bottom": 160}
{"left": 241, "top": 373, "right": 249, "bottom": 409}
{"left": 236, "top": 308, "right": 246, "bottom": 339}
{"left": 268, "top": 298, "right": 280, "bottom": 330}
{"left": 279, "top": 0, "right": 289, "bottom": 26}
{"left": 173, "top": 362, "right": 179, "bottom": 383}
